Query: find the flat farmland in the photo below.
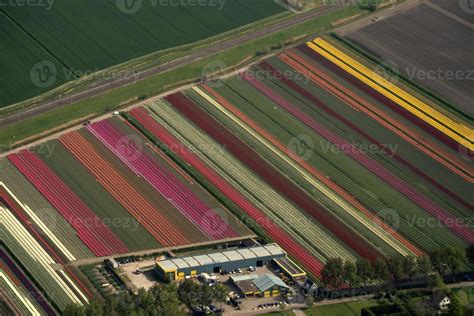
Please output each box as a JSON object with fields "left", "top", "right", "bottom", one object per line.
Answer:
{"left": 0, "top": 0, "right": 286, "bottom": 107}
{"left": 432, "top": 0, "right": 474, "bottom": 23}
{"left": 344, "top": 3, "right": 474, "bottom": 116}
{"left": 0, "top": 14, "right": 66, "bottom": 108}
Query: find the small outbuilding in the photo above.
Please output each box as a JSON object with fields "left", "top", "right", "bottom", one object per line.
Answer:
{"left": 230, "top": 273, "right": 289, "bottom": 298}
{"left": 253, "top": 274, "right": 289, "bottom": 297}
{"left": 431, "top": 292, "right": 451, "bottom": 311}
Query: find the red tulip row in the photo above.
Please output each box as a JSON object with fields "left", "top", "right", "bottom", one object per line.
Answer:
{"left": 242, "top": 72, "right": 474, "bottom": 244}
{"left": 8, "top": 150, "right": 129, "bottom": 257}
{"left": 87, "top": 120, "right": 237, "bottom": 240}
{"left": 130, "top": 107, "right": 325, "bottom": 277}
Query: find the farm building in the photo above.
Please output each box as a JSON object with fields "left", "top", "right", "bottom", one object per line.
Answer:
{"left": 230, "top": 273, "right": 289, "bottom": 298}
{"left": 155, "top": 244, "right": 285, "bottom": 281}
{"left": 274, "top": 257, "right": 306, "bottom": 278}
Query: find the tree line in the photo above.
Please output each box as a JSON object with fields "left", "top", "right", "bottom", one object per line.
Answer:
{"left": 63, "top": 280, "right": 229, "bottom": 316}
{"left": 321, "top": 245, "right": 473, "bottom": 290}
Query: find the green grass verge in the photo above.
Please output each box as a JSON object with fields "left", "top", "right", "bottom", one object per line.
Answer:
{"left": 0, "top": 5, "right": 364, "bottom": 152}
{"left": 306, "top": 300, "right": 377, "bottom": 316}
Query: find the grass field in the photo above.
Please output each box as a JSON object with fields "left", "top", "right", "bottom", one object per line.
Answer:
{"left": 0, "top": 0, "right": 286, "bottom": 107}
{"left": 306, "top": 301, "right": 377, "bottom": 316}
{"left": 0, "top": 5, "right": 364, "bottom": 151}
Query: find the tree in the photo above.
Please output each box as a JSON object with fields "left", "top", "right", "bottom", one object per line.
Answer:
{"left": 342, "top": 261, "right": 359, "bottom": 288}
{"left": 450, "top": 292, "right": 464, "bottom": 316}
{"left": 402, "top": 256, "right": 418, "bottom": 282}
{"left": 372, "top": 258, "right": 389, "bottom": 283}
{"left": 156, "top": 283, "right": 183, "bottom": 316}
{"left": 177, "top": 279, "right": 200, "bottom": 309}
{"left": 417, "top": 255, "right": 432, "bottom": 280}
{"left": 427, "top": 273, "right": 446, "bottom": 292}
{"left": 444, "top": 247, "right": 466, "bottom": 282}
{"left": 63, "top": 304, "right": 86, "bottom": 316}
{"left": 321, "top": 258, "right": 344, "bottom": 288}
{"left": 466, "top": 244, "right": 474, "bottom": 265}
{"left": 356, "top": 258, "right": 373, "bottom": 287}
{"left": 431, "top": 249, "right": 449, "bottom": 276}
{"left": 63, "top": 282, "right": 186, "bottom": 316}
{"left": 212, "top": 283, "right": 229, "bottom": 311}
{"left": 387, "top": 256, "right": 405, "bottom": 282}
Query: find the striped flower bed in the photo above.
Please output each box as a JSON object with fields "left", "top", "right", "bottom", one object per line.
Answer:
{"left": 276, "top": 51, "right": 472, "bottom": 209}
{"left": 1, "top": 205, "right": 88, "bottom": 310}
{"left": 8, "top": 150, "right": 129, "bottom": 257}
{"left": 241, "top": 71, "right": 474, "bottom": 244}
{"left": 307, "top": 38, "right": 473, "bottom": 155}
{"left": 87, "top": 119, "right": 238, "bottom": 240}
{"left": 129, "top": 106, "right": 326, "bottom": 277}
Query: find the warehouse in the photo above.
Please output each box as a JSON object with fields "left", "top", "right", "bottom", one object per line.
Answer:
{"left": 155, "top": 244, "right": 285, "bottom": 281}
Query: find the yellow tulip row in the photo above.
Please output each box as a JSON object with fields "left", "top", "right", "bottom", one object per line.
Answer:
{"left": 308, "top": 38, "right": 473, "bottom": 151}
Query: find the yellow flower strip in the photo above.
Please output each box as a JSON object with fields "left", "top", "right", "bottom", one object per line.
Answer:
{"left": 308, "top": 39, "right": 473, "bottom": 151}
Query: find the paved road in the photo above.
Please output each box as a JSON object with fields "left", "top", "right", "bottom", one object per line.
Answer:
{"left": 0, "top": 5, "right": 340, "bottom": 127}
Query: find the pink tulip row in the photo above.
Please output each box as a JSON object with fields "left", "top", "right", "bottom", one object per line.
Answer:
{"left": 8, "top": 150, "right": 129, "bottom": 257}
{"left": 242, "top": 72, "right": 474, "bottom": 244}
{"left": 87, "top": 120, "right": 237, "bottom": 241}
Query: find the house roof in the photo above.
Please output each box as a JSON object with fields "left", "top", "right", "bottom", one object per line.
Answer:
{"left": 432, "top": 292, "right": 450, "bottom": 304}
{"left": 253, "top": 274, "right": 288, "bottom": 292}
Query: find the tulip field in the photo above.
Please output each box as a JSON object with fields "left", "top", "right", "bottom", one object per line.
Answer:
{"left": 0, "top": 33, "right": 472, "bottom": 309}
{"left": 0, "top": 116, "right": 251, "bottom": 312}
{"left": 126, "top": 37, "right": 472, "bottom": 278}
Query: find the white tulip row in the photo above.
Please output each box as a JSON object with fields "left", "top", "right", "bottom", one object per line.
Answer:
{"left": 1, "top": 182, "right": 76, "bottom": 262}
{"left": 1, "top": 206, "right": 87, "bottom": 308}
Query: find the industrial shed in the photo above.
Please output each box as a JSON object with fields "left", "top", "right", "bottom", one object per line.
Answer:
{"left": 230, "top": 273, "right": 289, "bottom": 298}
{"left": 155, "top": 244, "right": 285, "bottom": 281}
